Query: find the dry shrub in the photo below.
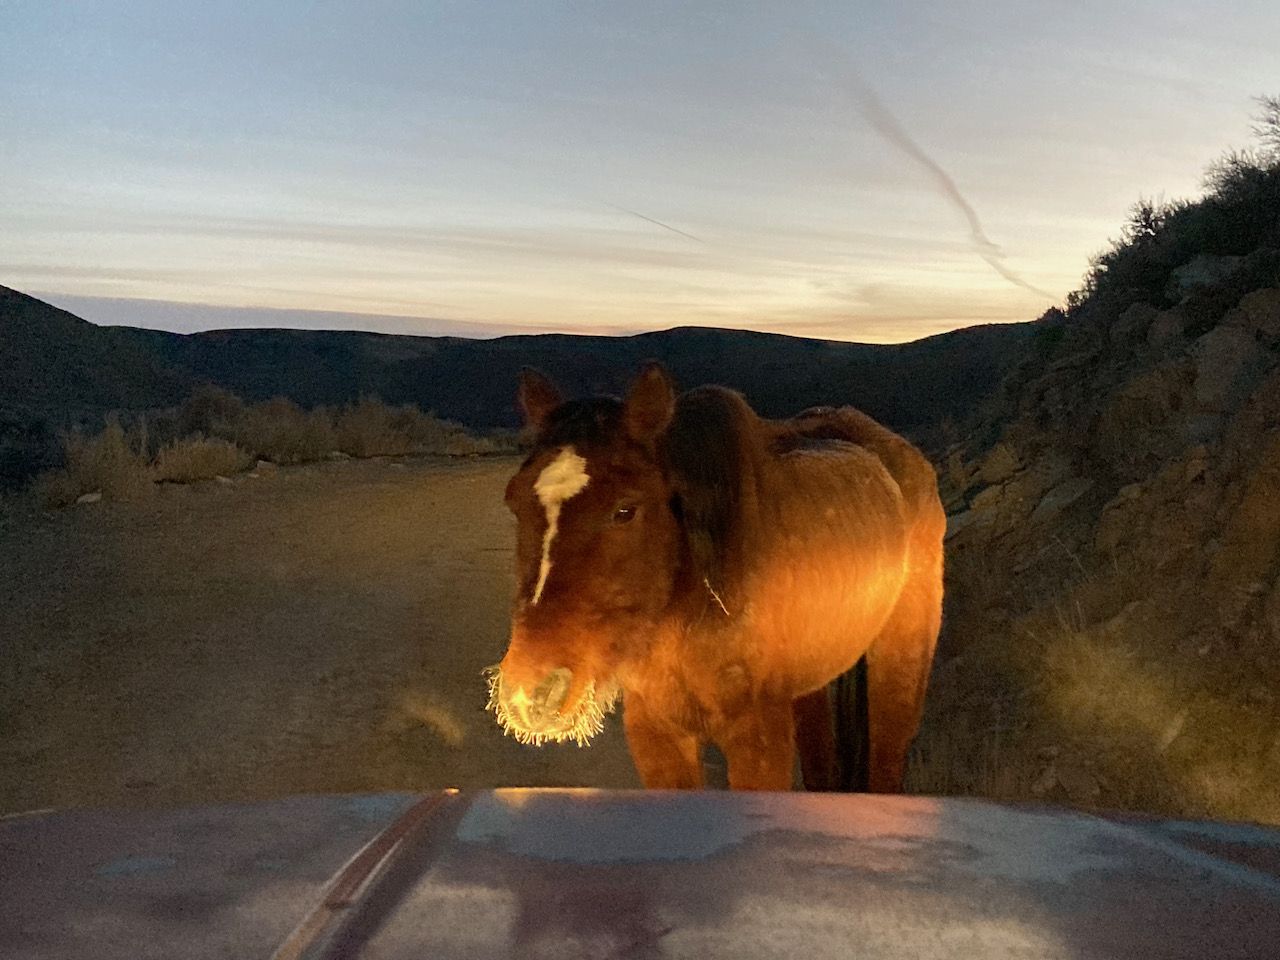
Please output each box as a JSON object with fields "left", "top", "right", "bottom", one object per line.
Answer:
{"left": 178, "top": 384, "right": 245, "bottom": 437}
{"left": 334, "top": 397, "right": 500, "bottom": 457}
{"left": 35, "top": 418, "right": 153, "bottom": 507}
{"left": 153, "top": 436, "right": 253, "bottom": 483}
{"left": 334, "top": 397, "right": 414, "bottom": 458}
{"left": 225, "top": 398, "right": 338, "bottom": 464}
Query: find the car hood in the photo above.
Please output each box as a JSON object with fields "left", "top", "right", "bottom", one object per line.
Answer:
{"left": 3, "top": 789, "right": 1280, "bottom": 959}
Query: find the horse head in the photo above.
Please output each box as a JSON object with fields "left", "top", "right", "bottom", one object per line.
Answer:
{"left": 489, "top": 363, "right": 681, "bottom": 746}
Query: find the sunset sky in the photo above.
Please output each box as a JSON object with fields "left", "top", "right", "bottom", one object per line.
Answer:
{"left": 3, "top": 1, "right": 1278, "bottom": 342}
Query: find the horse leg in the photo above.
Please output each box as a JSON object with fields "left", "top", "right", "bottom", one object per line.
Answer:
{"left": 721, "top": 699, "right": 795, "bottom": 791}
{"left": 792, "top": 687, "right": 840, "bottom": 791}
{"left": 864, "top": 549, "right": 943, "bottom": 793}
{"left": 623, "top": 693, "right": 703, "bottom": 789}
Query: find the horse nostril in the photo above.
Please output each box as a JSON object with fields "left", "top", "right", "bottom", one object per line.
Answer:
{"left": 533, "top": 668, "right": 573, "bottom": 715}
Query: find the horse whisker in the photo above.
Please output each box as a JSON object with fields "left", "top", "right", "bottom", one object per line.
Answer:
{"left": 484, "top": 666, "right": 619, "bottom": 748}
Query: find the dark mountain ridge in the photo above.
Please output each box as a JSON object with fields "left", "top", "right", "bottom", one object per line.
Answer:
{"left": 1, "top": 282, "right": 1037, "bottom": 449}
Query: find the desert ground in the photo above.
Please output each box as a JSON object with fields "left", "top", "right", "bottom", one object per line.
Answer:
{"left": 0, "top": 456, "right": 644, "bottom": 815}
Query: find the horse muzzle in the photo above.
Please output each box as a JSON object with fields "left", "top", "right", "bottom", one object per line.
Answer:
{"left": 500, "top": 667, "right": 573, "bottom": 733}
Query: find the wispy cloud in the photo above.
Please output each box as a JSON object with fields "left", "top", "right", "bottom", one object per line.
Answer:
{"left": 816, "top": 54, "right": 1057, "bottom": 301}
{"left": 606, "top": 204, "right": 707, "bottom": 244}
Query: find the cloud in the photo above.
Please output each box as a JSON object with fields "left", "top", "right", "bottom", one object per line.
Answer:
{"left": 30, "top": 292, "right": 530, "bottom": 338}
{"left": 813, "top": 53, "right": 1058, "bottom": 301}
{"left": 605, "top": 204, "right": 707, "bottom": 244}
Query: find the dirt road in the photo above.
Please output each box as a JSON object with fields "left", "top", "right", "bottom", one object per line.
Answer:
{"left": 0, "top": 457, "right": 640, "bottom": 814}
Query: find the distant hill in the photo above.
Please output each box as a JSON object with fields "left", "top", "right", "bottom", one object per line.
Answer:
{"left": 1, "top": 282, "right": 1037, "bottom": 449}
{"left": 0, "top": 286, "right": 188, "bottom": 415}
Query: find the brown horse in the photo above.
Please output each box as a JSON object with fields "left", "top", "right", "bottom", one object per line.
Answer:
{"left": 487, "top": 363, "right": 944, "bottom": 791}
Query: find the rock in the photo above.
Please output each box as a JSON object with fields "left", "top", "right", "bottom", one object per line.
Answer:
{"left": 1157, "top": 710, "right": 1188, "bottom": 753}
{"left": 1056, "top": 764, "right": 1102, "bottom": 805}
{"left": 1167, "top": 254, "right": 1243, "bottom": 300}
{"left": 1186, "top": 412, "right": 1225, "bottom": 444}
{"left": 1030, "top": 765, "right": 1058, "bottom": 798}
{"left": 1232, "top": 287, "right": 1280, "bottom": 344}
{"left": 214, "top": 475, "right": 233, "bottom": 485}
{"left": 75, "top": 491, "right": 102, "bottom": 505}
{"left": 255, "top": 459, "right": 278, "bottom": 472}
{"left": 1092, "top": 362, "right": 1192, "bottom": 478}
{"left": 945, "top": 509, "right": 986, "bottom": 541}
{"left": 326, "top": 451, "right": 351, "bottom": 461}
{"left": 970, "top": 485, "right": 1005, "bottom": 512}
{"left": 1184, "top": 447, "right": 1210, "bottom": 483}
{"left": 943, "top": 450, "right": 975, "bottom": 497}
{"left": 1105, "top": 483, "right": 1144, "bottom": 509}
{"left": 978, "top": 443, "right": 1020, "bottom": 485}
{"left": 1111, "top": 303, "right": 1159, "bottom": 346}
{"left": 1029, "top": 477, "right": 1095, "bottom": 526}
{"left": 1192, "top": 324, "right": 1269, "bottom": 413}
{"left": 1266, "top": 578, "right": 1280, "bottom": 643}
{"left": 1147, "top": 308, "right": 1187, "bottom": 353}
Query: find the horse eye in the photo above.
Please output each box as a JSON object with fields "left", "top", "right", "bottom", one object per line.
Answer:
{"left": 612, "top": 504, "right": 638, "bottom": 524}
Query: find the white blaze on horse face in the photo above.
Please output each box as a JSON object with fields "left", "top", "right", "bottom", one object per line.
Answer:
{"left": 531, "top": 446, "right": 590, "bottom": 605}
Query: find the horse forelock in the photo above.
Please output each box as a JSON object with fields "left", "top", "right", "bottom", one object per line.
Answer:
{"left": 535, "top": 397, "right": 624, "bottom": 450}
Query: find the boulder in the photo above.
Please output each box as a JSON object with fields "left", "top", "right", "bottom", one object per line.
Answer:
{"left": 1029, "top": 476, "right": 1095, "bottom": 526}
{"left": 75, "top": 491, "right": 102, "bottom": 505}
{"left": 1092, "top": 362, "right": 1193, "bottom": 478}
{"left": 1192, "top": 324, "right": 1270, "bottom": 412}
{"left": 1232, "top": 287, "right": 1280, "bottom": 345}
{"left": 977, "top": 443, "right": 1020, "bottom": 485}
{"left": 1167, "top": 254, "right": 1243, "bottom": 300}
{"left": 1147, "top": 308, "right": 1188, "bottom": 353}
{"left": 1110, "top": 303, "right": 1159, "bottom": 346}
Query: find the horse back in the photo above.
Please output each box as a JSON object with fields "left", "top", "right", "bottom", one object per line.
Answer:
{"left": 778, "top": 406, "right": 945, "bottom": 538}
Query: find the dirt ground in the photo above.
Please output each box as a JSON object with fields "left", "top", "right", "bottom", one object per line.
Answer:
{"left": 0, "top": 456, "right": 641, "bottom": 815}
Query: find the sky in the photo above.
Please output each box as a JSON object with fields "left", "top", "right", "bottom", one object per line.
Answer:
{"left": 3, "top": 1, "right": 1278, "bottom": 343}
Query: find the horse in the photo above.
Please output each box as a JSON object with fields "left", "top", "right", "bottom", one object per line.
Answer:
{"left": 486, "top": 363, "right": 945, "bottom": 791}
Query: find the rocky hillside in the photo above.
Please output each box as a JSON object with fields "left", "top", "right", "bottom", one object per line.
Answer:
{"left": 919, "top": 139, "right": 1280, "bottom": 822}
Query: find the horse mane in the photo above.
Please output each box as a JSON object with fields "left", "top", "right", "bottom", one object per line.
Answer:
{"left": 661, "top": 386, "right": 766, "bottom": 614}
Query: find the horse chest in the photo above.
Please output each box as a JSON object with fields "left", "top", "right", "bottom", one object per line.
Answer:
{"left": 624, "top": 627, "right": 759, "bottom": 737}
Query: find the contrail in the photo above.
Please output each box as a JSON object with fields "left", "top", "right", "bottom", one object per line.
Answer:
{"left": 829, "top": 64, "right": 1056, "bottom": 300}
{"left": 607, "top": 203, "right": 706, "bottom": 244}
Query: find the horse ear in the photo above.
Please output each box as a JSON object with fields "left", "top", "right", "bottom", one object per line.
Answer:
{"left": 517, "top": 368, "right": 563, "bottom": 432}
{"left": 623, "top": 362, "right": 676, "bottom": 443}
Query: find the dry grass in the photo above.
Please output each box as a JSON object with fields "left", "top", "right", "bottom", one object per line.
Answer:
{"left": 906, "top": 718, "right": 1027, "bottom": 799}
{"left": 153, "top": 436, "right": 254, "bottom": 483}
{"left": 30, "top": 391, "right": 509, "bottom": 509}
{"left": 916, "top": 558, "right": 1280, "bottom": 825}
